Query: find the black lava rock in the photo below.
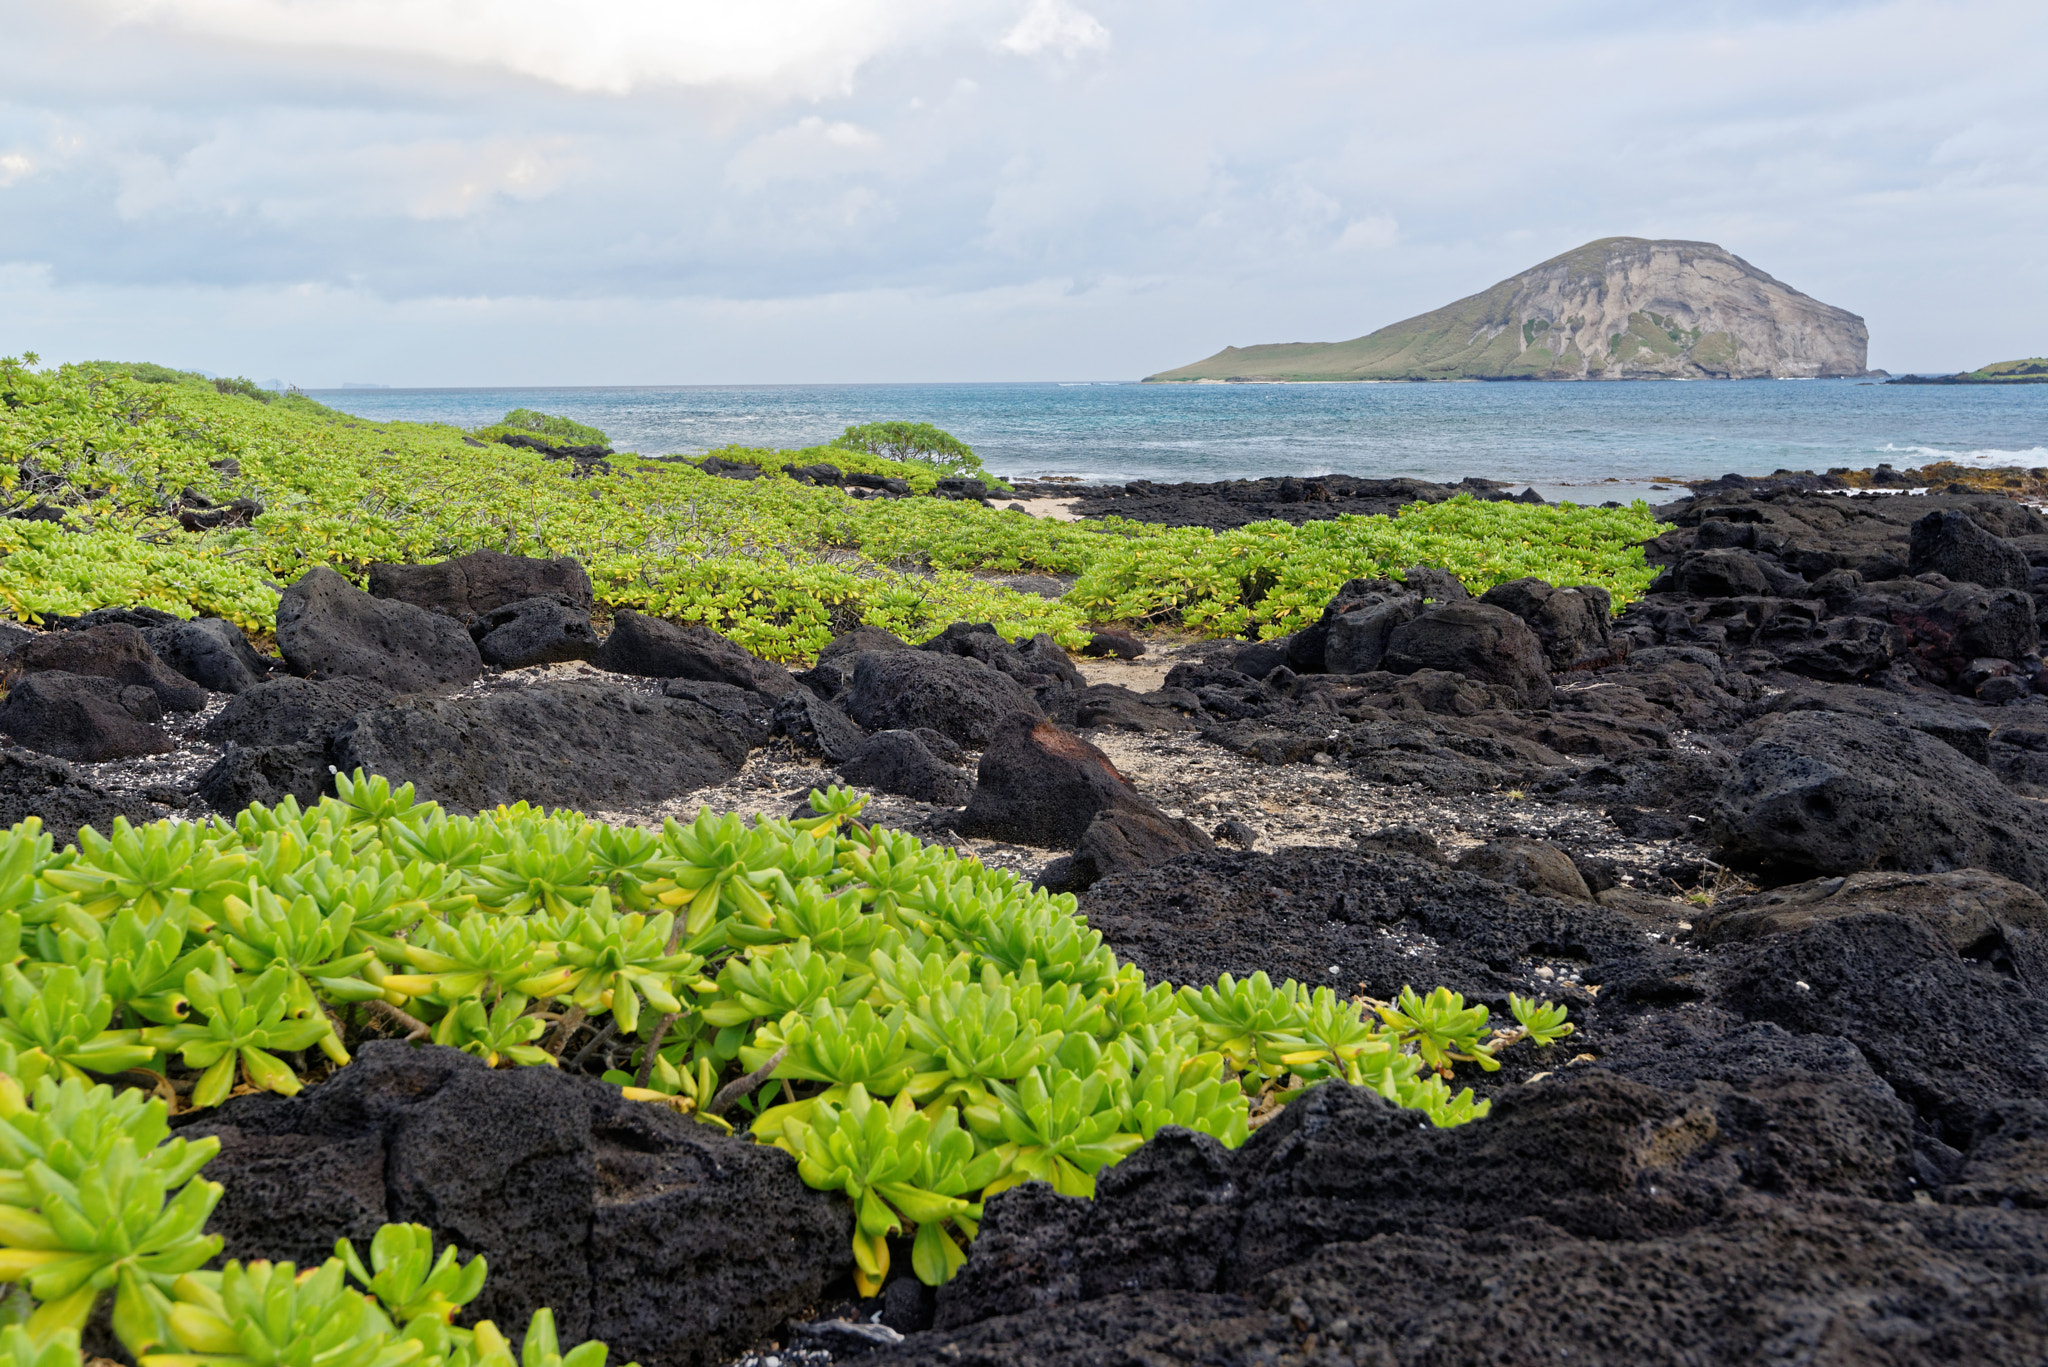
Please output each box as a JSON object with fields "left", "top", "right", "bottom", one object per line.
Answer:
{"left": 0, "top": 672, "right": 174, "bottom": 761}
{"left": 276, "top": 567, "right": 484, "bottom": 692}
{"left": 837, "top": 729, "right": 974, "bottom": 806}
{"left": 331, "top": 682, "right": 747, "bottom": 813}
{"left": 842, "top": 651, "right": 1040, "bottom": 748}
{"left": 183, "top": 1042, "right": 851, "bottom": 1367}
{"left": 369, "top": 550, "right": 595, "bottom": 618}
{"left": 141, "top": 617, "right": 272, "bottom": 694}
{"left": 596, "top": 611, "right": 797, "bottom": 697}
{"left": 474, "top": 597, "right": 603, "bottom": 668}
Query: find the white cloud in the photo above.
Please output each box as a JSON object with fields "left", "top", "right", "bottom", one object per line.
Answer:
{"left": 1336, "top": 215, "right": 1399, "bottom": 252}
{"left": 106, "top": 124, "right": 575, "bottom": 224}
{"left": 6, "top": 1, "right": 2048, "bottom": 377}
{"left": 100, "top": 0, "right": 970, "bottom": 97}
{"left": 998, "top": 0, "right": 1110, "bottom": 60}
{"left": 725, "top": 117, "right": 884, "bottom": 193}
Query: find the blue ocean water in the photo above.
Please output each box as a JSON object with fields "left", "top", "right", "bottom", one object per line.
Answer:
{"left": 308, "top": 380, "right": 2048, "bottom": 503}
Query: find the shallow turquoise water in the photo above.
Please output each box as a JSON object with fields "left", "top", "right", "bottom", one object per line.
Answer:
{"left": 308, "top": 379, "right": 2048, "bottom": 498}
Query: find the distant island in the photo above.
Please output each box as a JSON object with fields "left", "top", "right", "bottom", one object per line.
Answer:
{"left": 1888, "top": 358, "right": 2048, "bottom": 385}
{"left": 1146, "top": 237, "right": 1871, "bottom": 382}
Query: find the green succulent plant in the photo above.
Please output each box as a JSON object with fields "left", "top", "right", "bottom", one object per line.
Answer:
{"left": 1509, "top": 993, "right": 1575, "bottom": 1047}
{"left": 429, "top": 995, "right": 552, "bottom": 1069}
{"left": 1375, "top": 985, "right": 1499, "bottom": 1078}
{"left": 0, "top": 757, "right": 1567, "bottom": 1300}
{"left": 981, "top": 1065, "right": 1143, "bottom": 1201}
{"left": 147, "top": 1256, "right": 419, "bottom": 1367}
{"left": 466, "top": 1308, "right": 626, "bottom": 1367}
{"left": 43, "top": 821, "right": 247, "bottom": 923}
{"left": 0, "top": 1077, "right": 222, "bottom": 1343}
{"left": 335, "top": 1223, "right": 486, "bottom": 1328}
{"left": 154, "top": 958, "right": 337, "bottom": 1106}
{"left": 0, "top": 965, "right": 155, "bottom": 1081}
{"left": 548, "top": 898, "right": 701, "bottom": 1037}
{"left": 0, "top": 1325, "right": 77, "bottom": 1367}
{"left": 773, "top": 1085, "right": 1001, "bottom": 1295}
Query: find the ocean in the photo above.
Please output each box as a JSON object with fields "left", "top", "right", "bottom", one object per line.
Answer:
{"left": 308, "top": 379, "right": 2048, "bottom": 504}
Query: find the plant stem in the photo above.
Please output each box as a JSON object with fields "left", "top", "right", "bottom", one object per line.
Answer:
{"left": 631, "top": 1012, "right": 679, "bottom": 1088}
{"left": 569, "top": 1020, "right": 620, "bottom": 1072}
{"left": 366, "top": 1000, "right": 431, "bottom": 1042}
{"left": 706, "top": 1045, "right": 789, "bottom": 1118}
{"left": 545, "top": 1004, "right": 587, "bottom": 1057}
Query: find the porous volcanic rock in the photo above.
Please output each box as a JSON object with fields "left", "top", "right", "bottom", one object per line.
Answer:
{"left": 1477, "top": 578, "right": 1615, "bottom": 670}
{"left": 276, "top": 567, "right": 484, "bottom": 692}
{"left": 197, "top": 745, "right": 336, "bottom": 812}
{"left": 958, "top": 715, "right": 1194, "bottom": 851}
{"left": 1715, "top": 912, "right": 2048, "bottom": 1145}
{"left": 1693, "top": 867, "right": 2048, "bottom": 988}
{"left": 774, "top": 688, "right": 867, "bottom": 764}
{"left": 817, "top": 625, "right": 913, "bottom": 665}
{"left": 194, "top": 676, "right": 398, "bottom": 808}
{"left": 204, "top": 676, "right": 396, "bottom": 750}
{"left": 369, "top": 550, "right": 595, "bottom": 618}
{"left": 1067, "top": 808, "right": 1213, "bottom": 889}
{"left": 660, "top": 680, "right": 777, "bottom": 751}
{"left": 883, "top": 1062, "right": 2045, "bottom": 1367}
{"left": 141, "top": 617, "right": 272, "bottom": 694}
{"left": 474, "top": 597, "right": 603, "bottom": 668}
{"left": 843, "top": 651, "right": 1040, "bottom": 748}
{"left": 0, "top": 673, "right": 174, "bottom": 762}
{"left": 183, "top": 1043, "right": 851, "bottom": 1367}
{"left": 1709, "top": 711, "right": 2048, "bottom": 893}
{"left": 3, "top": 623, "right": 209, "bottom": 711}
{"left": 838, "top": 730, "right": 974, "bottom": 806}
{"left": 1453, "top": 838, "right": 1593, "bottom": 901}
{"left": 1320, "top": 591, "right": 1422, "bottom": 675}
{"left": 596, "top": 611, "right": 797, "bottom": 697}
{"left": 0, "top": 746, "right": 156, "bottom": 843}
{"left": 331, "top": 682, "right": 747, "bottom": 813}
{"left": 1672, "top": 547, "right": 1775, "bottom": 597}
{"left": 1381, "top": 602, "right": 1552, "bottom": 705}
{"left": 1080, "top": 846, "right": 1656, "bottom": 1001}
{"left": 1909, "top": 509, "right": 2033, "bottom": 591}
{"left": 1070, "top": 684, "right": 1193, "bottom": 733}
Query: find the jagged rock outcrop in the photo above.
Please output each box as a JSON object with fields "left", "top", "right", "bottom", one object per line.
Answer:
{"left": 1148, "top": 237, "right": 1869, "bottom": 381}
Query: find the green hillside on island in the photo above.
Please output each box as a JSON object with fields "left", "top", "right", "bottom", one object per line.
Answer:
{"left": 1888, "top": 357, "right": 2048, "bottom": 385}
{"left": 1148, "top": 237, "right": 1870, "bottom": 382}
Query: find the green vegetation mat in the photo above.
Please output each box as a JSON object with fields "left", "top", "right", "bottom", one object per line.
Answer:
{"left": 0, "top": 780, "right": 1572, "bottom": 1312}
{"left": 0, "top": 355, "right": 1658, "bottom": 658}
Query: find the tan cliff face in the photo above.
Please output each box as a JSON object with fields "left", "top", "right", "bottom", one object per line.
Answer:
{"left": 1148, "top": 237, "right": 1870, "bottom": 382}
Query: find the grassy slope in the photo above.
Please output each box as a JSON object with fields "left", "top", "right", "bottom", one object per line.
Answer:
{"left": 1144, "top": 238, "right": 1762, "bottom": 383}
{"left": 0, "top": 360, "right": 1105, "bottom": 655}
{"left": 1967, "top": 358, "right": 2048, "bottom": 381}
{"left": 1144, "top": 241, "right": 1635, "bottom": 383}
{"left": 0, "top": 355, "right": 1663, "bottom": 660}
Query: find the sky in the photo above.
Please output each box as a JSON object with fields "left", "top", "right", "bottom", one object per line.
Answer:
{"left": 1, "top": 0, "right": 2044, "bottom": 384}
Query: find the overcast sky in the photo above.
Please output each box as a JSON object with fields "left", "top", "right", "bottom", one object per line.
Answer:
{"left": 2, "top": 0, "right": 2043, "bottom": 383}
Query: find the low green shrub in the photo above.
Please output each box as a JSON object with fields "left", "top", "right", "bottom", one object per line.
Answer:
{"left": 1067, "top": 496, "right": 1662, "bottom": 639}
{"left": 830, "top": 422, "right": 989, "bottom": 483}
{"left": 0, "top": 353, "right": 1656, "bottom": 658}
{"left": 472, "top": 408, "right": 611, "bottom": 449}
{"left": 0, "top": 781, "right": 1569, "bottom": 1297}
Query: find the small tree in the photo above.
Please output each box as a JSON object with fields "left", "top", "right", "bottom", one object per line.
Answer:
{"left": 498, "top": 408, "right": 610, "bottom": 448}
{"left": 831, "top": 422, "right": 983, "bottom": 478}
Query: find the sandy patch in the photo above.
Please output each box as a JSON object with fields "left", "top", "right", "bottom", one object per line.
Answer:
{"left": 1074, "top": 653, "right": 1176, "bottom": 692}
{"left": 1008, "top": 497, "right": 1081, "bottom": 521}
